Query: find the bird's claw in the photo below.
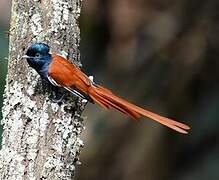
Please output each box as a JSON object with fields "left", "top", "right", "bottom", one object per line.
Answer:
{"left": 49, "top": 92, "right": 66, "bottom": 103}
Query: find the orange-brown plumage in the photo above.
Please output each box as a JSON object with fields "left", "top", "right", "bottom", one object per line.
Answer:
{"left": 48, "top": 54, "right": 190, "bottom": 134}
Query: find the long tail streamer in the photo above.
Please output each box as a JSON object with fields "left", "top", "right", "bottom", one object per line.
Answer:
{"left": 88, "top": 85, "right": 190, "bottom": 134}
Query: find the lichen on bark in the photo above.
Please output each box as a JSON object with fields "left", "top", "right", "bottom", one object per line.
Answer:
{"left": 0, "top": 0, "right": 84, "bottom": 179}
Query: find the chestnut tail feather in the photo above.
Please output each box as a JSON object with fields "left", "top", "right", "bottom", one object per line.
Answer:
{"left": 88, "top": 85, "right": 190, "bottom": 134}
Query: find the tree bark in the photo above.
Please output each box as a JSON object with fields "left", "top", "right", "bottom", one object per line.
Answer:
{"left": 0, "top": 0, "right": 84, "bottom": 179}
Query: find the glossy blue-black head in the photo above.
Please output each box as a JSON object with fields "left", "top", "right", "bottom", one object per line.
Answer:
{"left": 23, "top": 43, "right": 52, "bottom": 79}
{"left": 26, "top": 42, "right": 50, "bottom": 58}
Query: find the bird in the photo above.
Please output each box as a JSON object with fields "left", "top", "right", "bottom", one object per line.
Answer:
{"left": 22, "top": 42, "right": 190, "bottom": 134}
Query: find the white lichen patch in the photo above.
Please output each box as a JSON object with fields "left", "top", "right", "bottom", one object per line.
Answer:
{"left": 43, "top": 156, "right": 66, "bottom": 178}
{"left": 50, "top": 0, "right": 65, "bottom": 32}
{"left": 26, "top": 82, "right": 37, "bottom": 96}
{"left": 54, "top": 115, "right": 74, "bottom": 139}
{"left": 50, "top": 102, "right": 59, "bottom": 112}
{"left": 70, "top": 0, "right": 81, "bottom": 16}
{"left": 18, "top": 12, "right": 29, "bottom": 39}
{"left": 1, "top": 78, "right": 84, "bottom": 177}
{"left": 38, "top": 103, "right": 50, "bottom": 136}
{"left": 63, "top": 7, "right": 69, "bottom": 21}
{"left": 50, "top": 0, "right": 71, "bottom": 33}
{"left": 30, "top": 13, "right": 43, "bottom": 38}
{"left": 26, "top": 67, "right": 39, "bottom": 95}
{"left": 2, "top": 81, "right": 25, "bottom": 121}
{"left": 2, "top": 81, "right": 37, "bottom": 121}
{"left": 0, "top": 148, "right": 25, "bottom": 180}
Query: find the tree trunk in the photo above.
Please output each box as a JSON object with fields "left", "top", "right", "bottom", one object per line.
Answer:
{"left": 0, "top": 0, "right": 84, "bottom": 179}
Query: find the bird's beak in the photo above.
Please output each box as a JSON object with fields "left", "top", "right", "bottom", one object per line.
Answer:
{"left": 21, "top": 55, "right": 29, "bottom": 59}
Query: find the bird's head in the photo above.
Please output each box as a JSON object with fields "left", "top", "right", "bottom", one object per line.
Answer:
{"left": 22, "top": 42, "right": 52, "bottom": 71}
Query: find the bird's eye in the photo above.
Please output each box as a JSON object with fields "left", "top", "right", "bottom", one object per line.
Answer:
{"left": 35, "top": 53, "right": 40, "bottom": 57}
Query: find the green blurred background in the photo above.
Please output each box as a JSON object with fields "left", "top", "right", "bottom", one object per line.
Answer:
{"left": 0, "top": 0, "right": 10, "bottom": 143}
{"left": 1, "top": 0, "right": 219, "bottom": 180}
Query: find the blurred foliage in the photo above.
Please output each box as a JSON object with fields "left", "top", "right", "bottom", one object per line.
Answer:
{"left": 1, "top": 0, "right": 219, "bottom": 180}
{"left": 0, "top": 0, "right": 10, "bottom": 147}
{"left": 78, "top": 0, "right": 219, "bottom": 180}
{"left": 0, "top": 28, "right": 9, "bottom": 145}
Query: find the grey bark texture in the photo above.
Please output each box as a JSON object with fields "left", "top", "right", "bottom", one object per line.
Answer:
{"left": 0, "top": 0, "right": 85, "bottom": 179}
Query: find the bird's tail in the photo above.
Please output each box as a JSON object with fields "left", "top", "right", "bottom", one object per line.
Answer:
{"left": 88, "top": 85, "right": 190, "bottom": 134}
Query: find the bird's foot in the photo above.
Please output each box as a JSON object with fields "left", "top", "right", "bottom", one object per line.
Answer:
{"left": 49, "top": 93, "right": 66, "bottom": 103}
